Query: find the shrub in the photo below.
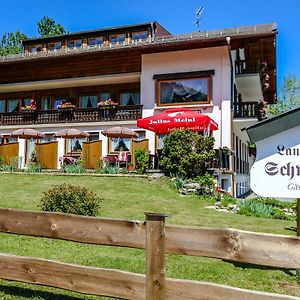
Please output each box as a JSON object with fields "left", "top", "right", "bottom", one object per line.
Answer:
{"left": 40, "top": 183, "right": 102, "bottom": 216}
{"left": 135, "top": 149, "right": 149, "bottom": 174}
{"left": 97, "top": 166, "right": 120, "bottom": 174}
{"left": 195, "top": 173, "right": 215, "bottom": 195}
{"left": 27, "top": 163, "right": 42, "bottom": 173}
{"left": 171, "top": 176, "right": 186, "bottom": 190}
{"left": 238, "top": 200, "right": 273, "bottom": 218}
{"left": 0, "top": 156, "right": 19, "bottom": 172}
{"left": 62, "top": 160, "right": 85, "bottom": 173}
{"left": 0, "top": 156, "right": 4, "bottom": 166}
{"left": 161, "top": 130, "right": 215, "bottom": 178}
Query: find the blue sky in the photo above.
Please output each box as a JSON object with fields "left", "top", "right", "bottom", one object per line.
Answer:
{"left": 0, "top": 0, "right": 299, "bottom": 95}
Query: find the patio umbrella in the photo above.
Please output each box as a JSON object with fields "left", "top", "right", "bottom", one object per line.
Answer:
{"left": 54, "top": 128, "right": 90, "bottom": 139}
{"left": 10, "top": 128, "right": 45, "bottom": 139}
{"left": 54, "top": 128, "right": 89, "bottom": 154}
{"left": 101, "top": 126, "right": 138, "bottom": 138}
{"left": 137, "top": 108, "right": 218, "bottom": 134}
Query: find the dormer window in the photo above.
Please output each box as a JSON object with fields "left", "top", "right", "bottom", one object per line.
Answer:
{"left": 48, "top": 42, "right": 61, "bottom": 52}
{"left": 109, "top": 34, "right": 125, "bottom": 44}
{"left": 132, "top": 31, "right": 148, "bottom": 42}
{"left": 68, "top": 39, "right": 82, "bottom": 49}
{"left": 29, "top": 45, "right": 42, "bottom": 53}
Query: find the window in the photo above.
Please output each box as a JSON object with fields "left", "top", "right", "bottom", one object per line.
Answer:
{"left": 89, "top": 38, "right": 95, "bottom": 47}
{"left": 120, "top": 92, "right": 140, "bottom": 106}
{"left": 135, "top": 130, "right": 146, "bottom": 141}
{"left": 8, "top": 99, "right": 20, "bottom": 112}
{"left": 157, "top": 76, "right": 212, "bottom": 106}
{"left": 109, "top": 34, "right": 125, "bottom": 44}
{"left": 88, "top": 132, "right": 99, "bottom": 142}
{"left": 54, "top": 97, "right": 67, "bottom": 110}
{"left": 42, "top": 97, "right": 52, "bottom": 110}
{"left": 99, "top": 93, "right": 111, "bottom": 101}
{"left": 157, "top": 134, "right": 167, "bottom": 150}
{"left": 79, "top": 95, "right": 97, "bottom": 108}
{"left": 48, "top": 42, "right": 61, "bottom": 52}
{"left": 0, "top": 100, "right": 6, "bottom": 113}
{"left": 96, "top": 37, "right": 103, "bottom": 46}
{"left": 132, "top": 31, "right": 148, "bottom": 42}
{"left": 68, "top": 40, "right": 82, "bottom": 49}
{"left": 110, "top": 138, "right": 131, "bottom": 152}
{"left": 29, "top": 45, "right": 42, "bottom": 53}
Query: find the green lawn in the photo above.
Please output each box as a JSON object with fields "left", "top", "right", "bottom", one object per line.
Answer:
{"left": 0, "top": 173, "right": 299, "bottom": 299}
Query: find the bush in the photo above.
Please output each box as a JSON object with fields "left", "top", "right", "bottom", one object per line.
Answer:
{"left": 135, "top": 149, "right": 149, "bottom": 174}
{"left": 97, "top": 166, "right": 120, "bottom": 174}
{"left": 0, "top": 156, "right": 19, "bottom": 172}
{"left": 195, "top": 173, "right": 215, "bottom": 195}
{"left": 161, "top": 130, "right": 215, "bottom": 178}
{"left": 238, "top": 200, "right": 273, "bottom": 218}
{"left": 0, "top": 156, "right": 4, "bottom": 166}
{"left": 171, "top": 176, "right": 186, "bottom": 190}
{"left": 62, "top": 160, "right": 85, "bottom": 173}
{"left": 27, "top": 163, "right": 42, "bottom": 173}
{"left": 40, "top": 183, "right": 102, "bottom": 216}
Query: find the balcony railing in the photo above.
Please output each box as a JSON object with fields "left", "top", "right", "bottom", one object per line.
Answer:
{"left": 233, "top": 102, "right": 258, "bottom": 119}
{"left": 0, "top": 105, "right": 143, "bottom": 126}
{"left": 235, "top": 59, "right": 261, "bottom": 75}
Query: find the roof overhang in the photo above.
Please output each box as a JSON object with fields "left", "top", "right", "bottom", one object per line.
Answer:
{"left": 0, "top": 72, "right": 141, "bottom": 93}
{"left": 246, "top": 107, "right": 300, "bottom": 143}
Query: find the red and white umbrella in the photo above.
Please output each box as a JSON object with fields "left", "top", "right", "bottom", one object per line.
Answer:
{"left": 137, "top": 108, "right": 218, "bottom": 134}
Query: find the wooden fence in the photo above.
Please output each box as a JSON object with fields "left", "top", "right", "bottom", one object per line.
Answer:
{"left": 0, "top": 208, "right": 299, "bottom": 300}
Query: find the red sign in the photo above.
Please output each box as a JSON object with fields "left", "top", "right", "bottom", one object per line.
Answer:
{"left": 137, "top": 108, "right": 218, "bottom": 134}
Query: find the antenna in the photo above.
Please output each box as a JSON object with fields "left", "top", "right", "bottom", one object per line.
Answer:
{"left": 194, "top": 6, "right": 204, "bottom": 31}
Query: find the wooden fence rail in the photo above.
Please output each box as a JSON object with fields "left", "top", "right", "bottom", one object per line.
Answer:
{"left": 0, "top": 208, "right": 299, "bottom": 299}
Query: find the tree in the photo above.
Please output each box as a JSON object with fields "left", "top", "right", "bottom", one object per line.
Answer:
{"left": 268, "top": 74, "right": 300, "bottom": 116}
{"left": 160, "top": 129, "right": 215, "bottom": 179}
{"left": 38, "top": 16, "right": 66, "bottom": 37}
{"left": 0, "top": 31, "right": 27, "bottom": 56}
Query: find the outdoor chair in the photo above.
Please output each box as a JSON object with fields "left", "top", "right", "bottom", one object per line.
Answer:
{"left": 117, "top": 151, "right": 129, "bottom": 168}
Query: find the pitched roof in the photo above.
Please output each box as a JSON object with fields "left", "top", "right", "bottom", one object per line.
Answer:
{"left": 0, "top": 22, "right": 277, "bottom": 63}
{"left": 246, "top": 106, "right": 300, "bottom": 143}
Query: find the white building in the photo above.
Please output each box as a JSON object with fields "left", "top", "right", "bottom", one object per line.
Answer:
{"left": 0, "top": 22, "right": 277, "bottom": 197}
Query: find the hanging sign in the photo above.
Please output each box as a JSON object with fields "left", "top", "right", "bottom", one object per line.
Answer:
{"left": 251, "top": 144, "right": 300, "bottom": 198}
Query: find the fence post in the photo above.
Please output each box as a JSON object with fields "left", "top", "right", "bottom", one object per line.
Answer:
{"left": 145, "top": 212, "right": 167, "bottom": 300}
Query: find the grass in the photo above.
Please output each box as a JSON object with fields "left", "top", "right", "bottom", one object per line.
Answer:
{"left": 0, "top": 173, "right": 299, "bottom": 299}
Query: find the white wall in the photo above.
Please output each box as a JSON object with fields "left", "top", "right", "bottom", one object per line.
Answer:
{"left": 141, "top": 46, "right": 232, "bottom": 152}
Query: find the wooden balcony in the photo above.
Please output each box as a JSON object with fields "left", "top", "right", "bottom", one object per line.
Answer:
{"left": 235, "top": 59, "right": 261, "bottom": 75}
{"left": 233, "top": 102, "right": 258, "bottom": 119}
{"left": 0, "top": 105, "right": 143, "bottom": 126}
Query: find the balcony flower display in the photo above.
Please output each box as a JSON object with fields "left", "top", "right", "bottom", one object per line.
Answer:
{"left": 21, "top": 99, "right": 37, "bottom": 111}
{"left": 58, "top": 102, "right": 76, "bottom": 109}
{"left": 97, "top": 99, "right": 118, "bottom": 107}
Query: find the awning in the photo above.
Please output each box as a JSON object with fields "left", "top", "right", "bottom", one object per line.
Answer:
{"left": 137, "top": 108, "right": 218, "bottom": 134}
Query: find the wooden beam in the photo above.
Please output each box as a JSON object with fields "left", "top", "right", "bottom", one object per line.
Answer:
{"left": 0, "top": 253, "right": 298, "bottom": 300}
{"left": 145, "top": 212, "right": 167, "bottom": 300}
{"left": 1, "top": 209, "right": 300, "bottom": 269}
{"left": 0, "top": 208, "right": 146, "bottom": 249}
{"left": 0, "top": 253, "right": 145, "bottom": 300}
{"left": 165, "top": 225, "right": 300, "bottom": 269}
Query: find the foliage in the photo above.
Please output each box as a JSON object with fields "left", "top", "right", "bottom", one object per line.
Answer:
{"left": 0, "top": 156, "right": 4, "bottom": 166}
{"left": 214, "top": 192, "right": 237, "bottom": 207}
{"left": 38, "top": 16, "right": 66, "bottom": 37}
{"left": 268, "top": 74, "right": 300, "bottom": 116}
{"left": 0, "top": 31, "right": 27, "bottom": 56}
{"left": 62, "top": 160, "right": 85, "bottom": 173}
{"left": 0, "top": 157, "right": 19, "bottom": 172}
{"left": 134, "top": 149, "right": 149, "bottom": 174}
{"left": 195, "top": 173, "right": 215, "bottom": 195}
{"left": 27, "top": 163, "right": 42, "bottom": 173}
{"left": 161, "top": 130, "right": 215, "bottom": 178}
{"left": 40, "top": 183, "right": 102, "bottom": 216}
{"left": 171, "top": 176, "right": 187, "bottom": 190}
{"left": 97, "top": 166, "right": 120, "bottom": 174}
{"left": 238, "top": 200, "right": 273, "bottom": 218}
{"left": 237, "top": 198, "right": 296, "bottom": 221}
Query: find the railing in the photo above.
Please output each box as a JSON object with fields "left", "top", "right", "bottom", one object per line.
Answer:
{"left": 233, "top": 101, "right": 258, "bottom": 118}
{"left": 0, "top": 208, "right": 299, "bottom": 299}
{"left": 235, "top": 59, "right": 261, "bottom": 75}
{"left": 0, "top": 105, "right": 143, "bottom": 126}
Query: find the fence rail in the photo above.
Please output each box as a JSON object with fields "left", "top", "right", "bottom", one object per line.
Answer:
{"left": 0, "top": 208, "right": 299, "bottom": 299}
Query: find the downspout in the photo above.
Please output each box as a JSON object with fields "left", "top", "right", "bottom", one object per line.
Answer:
{"left": 150, "top": 22, "right": 155, "bottom": 42}
{"left": 226, "top": 36, "right": 236, "bottom": 197}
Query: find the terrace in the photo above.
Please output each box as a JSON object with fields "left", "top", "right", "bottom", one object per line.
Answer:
{"left": 0, "top": 105, "right": 143, "bottom": 126}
